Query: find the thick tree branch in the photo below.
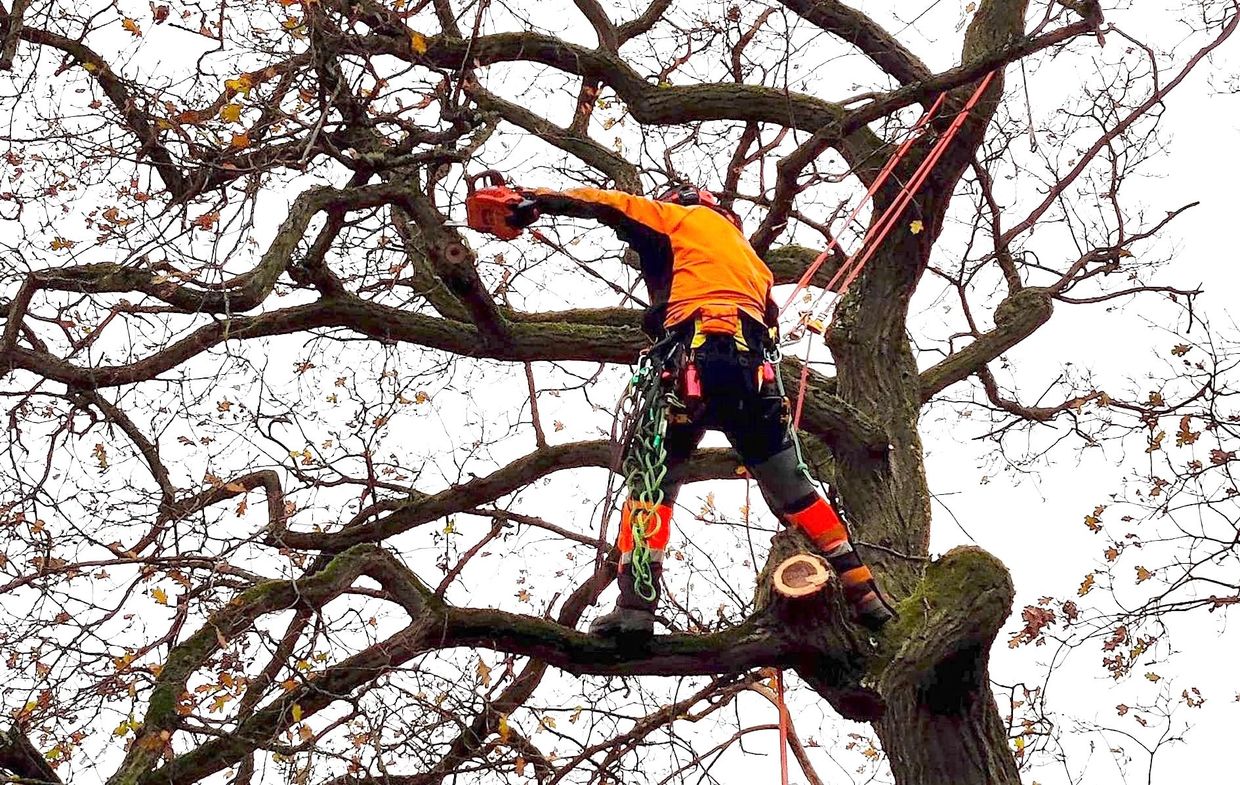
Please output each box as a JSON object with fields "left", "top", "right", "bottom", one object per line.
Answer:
{"left": 0, "top": 10, "right": 187, "bottom": 196}
{"left": 271, "top": 440, "right": 742, "bottom": 552}
{"left": 366, "top": 31, "right": 859, "bottom": 143}
{"left": 396, "top": 184, "right": 514, "bottom": 347}
{"left": 108, "top": 545, "right": 395, "bottom": 785}
{"left": 918, "top": 288, "right": 1053, "bottom": 401}
{"left": 10, "top": 296, "right": 883, "bottom": 463}
{"left": 785, "top": 361, "right": 891, "bottom": 456}
{"left": 572, "top": 0, "right": 618, "bottom": 51}
{"left": 4, "top": 296, "right": 644, "bottom": 387}
{"left": 0, "top": 0, "right": 29, "bottom": 70}
{"left": 109, "top": 533, "right": 1014, "bottom": 785}
{"left": 766, "top": 244, "right": 845, "bottom": 289}
{"left": 466, "top": 82, "right": 639, "bottom": 191}
{"left": 777, "top": 0, "right": 931, "bottom": 85}
{"left": 21, "top": 183, "right": 405, "bottom": 315}
{"left": 616, "top": 0, "right": 672, "bottom": 41}
{"left": 0, "top": 724, "right": 61, "bottom": 784}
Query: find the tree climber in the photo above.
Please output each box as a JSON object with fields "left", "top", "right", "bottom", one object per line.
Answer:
{"left": 468, "top": 179, "right": 895, "bottom": 637}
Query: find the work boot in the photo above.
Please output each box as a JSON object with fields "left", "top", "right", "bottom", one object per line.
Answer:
{"left": 590, "top": 562, "right": 661, "bottom": 639}
{"left": 819, "top": 541, "right": 896, "bottom": 631}
{"left": 849, "top": 584, "right": 897, "bottom": 632}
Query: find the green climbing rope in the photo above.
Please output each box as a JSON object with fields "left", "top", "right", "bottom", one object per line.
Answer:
{"left": 618, "top": 350, "right": 675, "bottom": 602}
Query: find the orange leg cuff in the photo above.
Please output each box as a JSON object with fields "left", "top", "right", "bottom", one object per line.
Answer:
{"left": 617, "top": 500, "right": 673, "bottom": 553}
{"left": 784, "top": 498, "right": 848, "bottom": 548}
{"left": 839, "top": 565, "right": 874, "bottom": 590}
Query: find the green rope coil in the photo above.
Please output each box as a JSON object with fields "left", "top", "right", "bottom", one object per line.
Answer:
{"left": 618, "top": 354, "right": 674, "bottom": 603}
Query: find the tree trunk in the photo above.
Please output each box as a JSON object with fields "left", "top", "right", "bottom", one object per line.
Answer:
{"left": 873, "top": 548, "right": 1020, "bottom": 785}
{"left": 880, "top": 677, "right": 1021, "bottom": 785}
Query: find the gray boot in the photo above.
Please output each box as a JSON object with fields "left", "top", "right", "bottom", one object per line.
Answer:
{"left": 590, "top": 562, "right": 661, "bottom": 639}
{"left": 853, "top": 589, "right": 897, "bottom": 631}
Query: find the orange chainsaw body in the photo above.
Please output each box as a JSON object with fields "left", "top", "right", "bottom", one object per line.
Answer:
{"left": 465, "top": 170, "right": 526, "bottom": 240}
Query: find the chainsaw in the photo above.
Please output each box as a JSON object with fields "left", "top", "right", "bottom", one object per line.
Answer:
{"left": 465, "top": 170, "right": 539, "bottom": 240}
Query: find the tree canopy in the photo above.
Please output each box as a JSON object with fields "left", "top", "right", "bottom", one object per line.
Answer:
{"left": 1, "top": 1, "right": 1238, "bottom": 784}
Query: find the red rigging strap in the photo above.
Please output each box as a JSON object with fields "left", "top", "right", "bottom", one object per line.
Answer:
{"left": 776, "top": 669, "right": 790, "bottom": 785}
{"left": 825, "top": 70, "right": 997, "bottom": 298}
{"left": 789, "top": 72, "right": 997, "bottom": 432}
{"left": 780, "top": 91, "right": 947, "bottom": 314}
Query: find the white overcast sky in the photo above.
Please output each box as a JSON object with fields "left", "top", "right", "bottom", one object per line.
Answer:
{"left": 919, "top": 13, "right": 1240, "bottom": 785}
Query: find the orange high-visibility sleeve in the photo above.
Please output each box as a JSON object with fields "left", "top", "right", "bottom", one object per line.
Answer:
{"left": 562, "top": 188, "right": 689, "bottom": 233}
{"left": 527, "top": 187, "right": 689, "bottom": 235}
{"left": 528, "top": 186, "right": 775, "bottom": 331}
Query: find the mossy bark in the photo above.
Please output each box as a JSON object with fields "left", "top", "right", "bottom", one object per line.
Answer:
{"left": 876, "top": 549, "right": 1019, "bottom": 785}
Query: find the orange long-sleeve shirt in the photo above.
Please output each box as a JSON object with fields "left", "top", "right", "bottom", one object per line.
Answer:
{"left": 529, "top": 187, "right": 774, "bottom": 334}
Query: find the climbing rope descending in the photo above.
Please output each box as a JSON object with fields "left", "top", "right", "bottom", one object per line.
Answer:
{"left": 785, "top": 72, "right": 997, "bottom": 432}
{"left": 776, "top": 669, "right": 791, "bottom": 785}
{"left": 770, "top": 75, "right": 996, "bottom": 784}
{"left": 821, "top": 70, "right": 998, "bottom": 303}
{"left": 780, "top": 91, "right": 948, "bottom": 314}
{"left": 616, "top": 347, "right": 677, "bottom": 602}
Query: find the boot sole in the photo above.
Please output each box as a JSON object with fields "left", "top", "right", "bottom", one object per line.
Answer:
{"left": 589, "top": 614, "right": 656, "bottom": 640}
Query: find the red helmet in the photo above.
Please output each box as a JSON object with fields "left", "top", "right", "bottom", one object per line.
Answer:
{"left": 657, "top": 184, "right": 741, "bottom": 228}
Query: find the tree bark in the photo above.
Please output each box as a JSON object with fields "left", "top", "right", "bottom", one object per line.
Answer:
{"left": 0, "top": 724, "right": 62, "bottom": 783}
{"left": 814, "top": 1, "right": 1031, "bottom": 780}
{"left": 875, "top": 547, "right": 1019, "bottom": 784}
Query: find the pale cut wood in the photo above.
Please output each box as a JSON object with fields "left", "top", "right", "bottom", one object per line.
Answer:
{"left": 772, "top": 553, "right": 831, "bottom": 598}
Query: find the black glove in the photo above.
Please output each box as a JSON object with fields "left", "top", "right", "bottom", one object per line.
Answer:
{"left": 508, "top": 195, "right": 541, "bottom": 229}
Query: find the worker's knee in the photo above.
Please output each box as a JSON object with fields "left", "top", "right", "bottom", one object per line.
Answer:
{"left": 747, "top": 446, "right": 817, "bottom": 514}
{"left": 660, "top": 480, "right": 685, "bottom": 507}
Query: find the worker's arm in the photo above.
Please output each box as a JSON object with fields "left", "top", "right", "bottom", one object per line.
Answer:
{"left": 512, "top": 187, "right": 685, "bottom": 239}
{"left": 508, "top": 186, "right": 683, "bottom": 339}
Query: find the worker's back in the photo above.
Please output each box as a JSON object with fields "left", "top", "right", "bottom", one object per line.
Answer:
{"left": 661, "top": 204, "right": 772, "bottom": 329}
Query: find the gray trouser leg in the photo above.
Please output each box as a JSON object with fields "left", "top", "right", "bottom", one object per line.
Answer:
{"left": 747, "top": 446, "right": 818, "bottom": 514}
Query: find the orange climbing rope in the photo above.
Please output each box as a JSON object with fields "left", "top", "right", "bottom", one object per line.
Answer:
{"left": 776, "top": 669, "right": 791, "bottom": 785}
{"left": 779, "top": 91, "right": 947, "bottom": 314}
{"left": 824, "top": 70, "right": 997, "bottom": 301}
{"left": 772, "top": 77, "right": 996, "bottom": 785}
{"left": 785, "top": 73, "right": 997, "bottom": 432}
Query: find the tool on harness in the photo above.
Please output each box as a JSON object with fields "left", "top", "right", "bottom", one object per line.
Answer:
{"left": 759, "top": 359, "right": 777, "bottom": 387}
{"left": 464, "top": 170, "right": 538, "bottom": 240}
{"left": 680, "top": 359, "right": 703, "bottom": 413}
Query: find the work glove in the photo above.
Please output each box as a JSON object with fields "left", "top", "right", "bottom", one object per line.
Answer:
{"left": 508, "top": 191, "right": 541, "bottom": 229}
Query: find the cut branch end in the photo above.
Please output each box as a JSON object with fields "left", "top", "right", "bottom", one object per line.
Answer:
{"left": 773, "top": 553, "right": 831, "bottom": 598}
